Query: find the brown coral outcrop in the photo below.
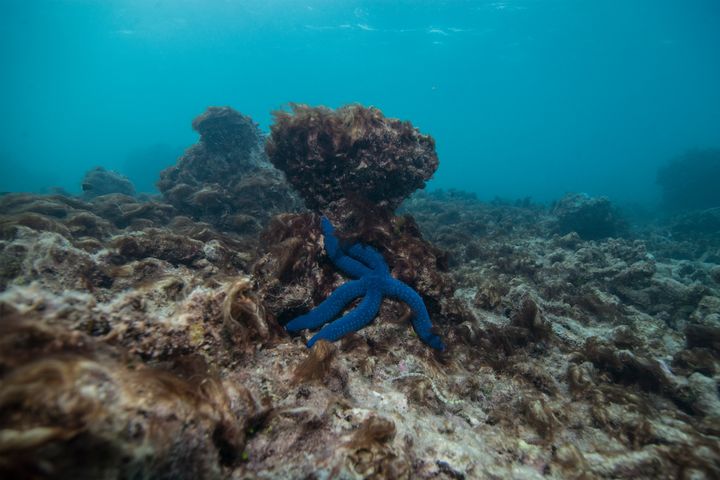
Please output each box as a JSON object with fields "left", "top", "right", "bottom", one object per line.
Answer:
{"left": 260, "top": 105, "right": 472, "bottom": 354}
{"left": 266, "top": 103, "right": 438, "bottom": 217}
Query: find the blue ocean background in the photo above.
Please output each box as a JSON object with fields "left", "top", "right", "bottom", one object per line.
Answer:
{"left": 2, "top": 0, "right": 719, "bottom": 205}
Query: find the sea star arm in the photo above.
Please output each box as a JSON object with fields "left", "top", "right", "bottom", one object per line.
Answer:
{"left": 285, "top": 279, "right": 368, "bottom": 332}
{"left": 307, "top": 287, "right": 382, "bottom": 347}
{"left": 321, "top": 217, "right": 371, "bottom": 278}
{"left": 347, "top": 243, "right": 390, "bottom": 274}
{"left": 285, "top": 217, "right": 445, "bottom": 350}
{"left": 382, "top": 277, "right": 446, "bottom": 351}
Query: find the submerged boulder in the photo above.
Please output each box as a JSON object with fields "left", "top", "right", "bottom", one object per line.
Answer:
{"left": 81, "top": 166, "right": 135, "bottom": 199}
{"left": 552, "top": 193, "right": 626, "bottom": 240}
{"left": 158, "top": 107, "right": 300, "bottom": 234}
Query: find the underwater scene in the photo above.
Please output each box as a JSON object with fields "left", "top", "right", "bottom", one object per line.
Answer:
{"left": 1, "top": 1, "right": 720, "bottom": 478}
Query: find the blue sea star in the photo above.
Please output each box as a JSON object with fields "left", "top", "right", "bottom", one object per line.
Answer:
{"left": 285, "top": 217, "right": 445, "bottom": 351}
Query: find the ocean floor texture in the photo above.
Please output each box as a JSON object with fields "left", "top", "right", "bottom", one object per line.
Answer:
{"left": 1, "top": 106, "right": 719, "bottom": 479}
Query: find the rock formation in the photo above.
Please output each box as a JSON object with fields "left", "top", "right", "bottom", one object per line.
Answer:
{"left": 158, "top": 107, "right": 300, "bottom": 234}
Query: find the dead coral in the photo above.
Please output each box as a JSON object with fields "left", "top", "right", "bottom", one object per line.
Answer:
{"left": 65, "top": 210, "right": 113, "bottom": 238}
{"left": 686, "top": 323, "right": 720, "bottom": 352}
{"left": 257, "top": 213, "right": 324, "bottom": 284}
{"left": 266, "top": 103, "right": 437, "bottom": 216}
{"left": 3, "top": 152, "right": 720, "bottom": 479}
{"left": 4, "top": 229, "right": 114, "bottom": 292}
{"left": 524, "top": 398, "right": 560, "bottom": 441}
{"left": 252, "top": 213, "right": 326, "bottom": 324}
{"left": 673, "top": 348, "right": 717, "bottom": 376}
{"left": 261, "top": 107, "right": 471, "bottom": 350}
{"left": 0, "top": 191, "right": 259, "bottom": 294}
{"left": 390, "top": 372, "right": 464, "bottom": 411}
{"left": 474, "top": 279, "right": 508, "bottom": 311}
{"left": 474, "top": 294, "right": 552, "bottom": 367}
{"left": 581, "top": 337, "right": 674, "bottom": 393}
{"left": 111, "top": 229, "right": 204, "bottom": 266}
{"left": 346, "top": 415, "right": 396, "bottom": 449}
{"left": 0, "top": 315, "right": 251, "bottom": 480}
{"left": 81, "top": 166, "right": 136, "bottom": 199}
{"left": 1, "top": 212, "right": 72, "bottom": 239}
{"left": 0, "top": 192, "right": 176, "bottom": 239}
{"left": 158, "top": 107, "right": 299, "bottom": 233}
{"left": 552, "top": 443, "right": 592, "bottom": 479}
{"left": 566, "top": 362, "right": 596, "bottom": 397}
{"left": 509, "top": 294, "right": 551, "bottom": 343}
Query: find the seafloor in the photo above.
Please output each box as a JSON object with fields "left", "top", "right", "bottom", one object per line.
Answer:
{"left": 1, "top": 106, "right": 719, "bottom": 479}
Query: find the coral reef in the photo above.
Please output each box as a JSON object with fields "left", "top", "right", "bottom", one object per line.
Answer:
{"left": 657, "top": 148, "right": 720, "bottom": 210}
{"left": 265, "top": 103, "right": 437, "bottom": 218}
{"left": 0, "top": 192, "right": 255, "bottom": 293}
{"left": 402, "top": 190, "right": 720, "bottom": 477}
{"left": 81, "top": 166, "right": 136, "bottom": 199}
{"left": 158, "top": 107, "right": 300, "bottom": 234}
{"left": 2, "top": 95, "right": 720, "bottom": 478}
{"left": 2, "top": 186, "right": 720, "bottom": 478}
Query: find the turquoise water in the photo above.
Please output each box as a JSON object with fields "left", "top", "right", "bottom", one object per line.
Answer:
{"left": 2, "top": 0, "right": 719, "bottom": 204}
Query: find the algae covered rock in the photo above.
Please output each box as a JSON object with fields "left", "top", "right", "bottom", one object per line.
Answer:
{"left": 158, "top": 107, "right": 300, "bottom": 234}
{"left": 552, "top": 192, "right": 626, "bottom": 240}
{"left": 81, "top": 166, "right": 136, "bottom": 199}
{"left": 265, "top": 103, "right": 438, "bottom": 217}
{"left": 0, "top": 314, "right": 253, "bottom": 480}
{"left": 4, "top": 97, "right": 720, "bottom": 478}
{"left": 0, "top": 191, "right": 253, "bottom": 294}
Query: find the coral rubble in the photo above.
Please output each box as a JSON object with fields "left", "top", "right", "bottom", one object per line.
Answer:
{"left": 81, "top": 166, "right": 136, "bottom": 199}
{"left": 2, "top": 186, "right": 719, "bottom": 478}
{"left": 0, "top": 314, "right": 255, "bottom": 480}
